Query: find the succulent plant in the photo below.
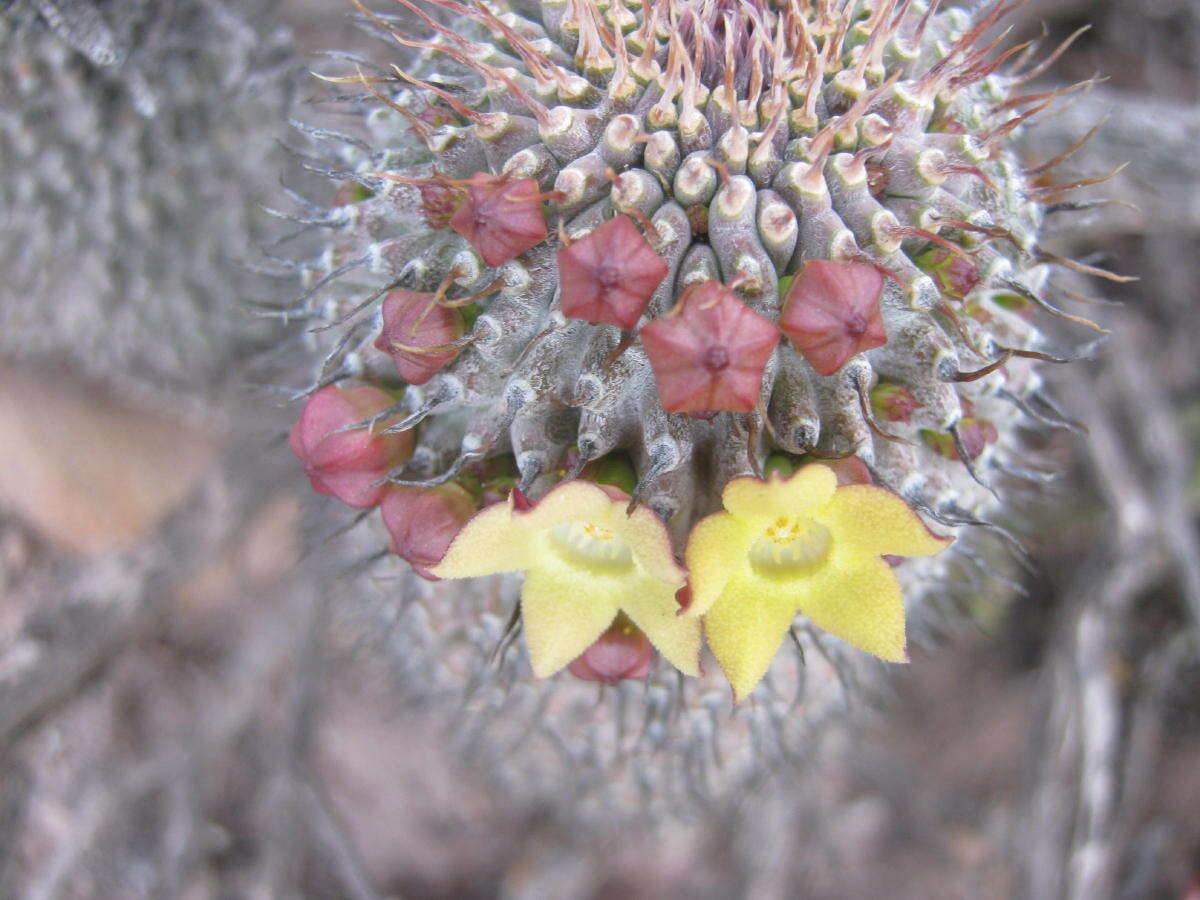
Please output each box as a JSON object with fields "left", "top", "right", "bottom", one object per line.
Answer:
{"left": 277, "top": 0, "right": 1112, "bottom": 803}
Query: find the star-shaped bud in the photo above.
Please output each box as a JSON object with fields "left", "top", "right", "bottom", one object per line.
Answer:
{"left": 684, "top": 465, "right": 951, "bottom": 700}
{"left": 567, "top": 614, "right": 654, "bottom": 685}
{"left": 450, "top": 173, "right": 549, "bottom": 267}
{"left": 430, "top": 480, "right": 700, "bottom": 678}
{"left": 380, "top": 484, "right": 477, "bottom": 581}
{"left": 288, "top": 385, "right": 413, "bottom": 509}
{"left": 558, "top": 215, "right": 668, "bottom": 330}
{"left": 779, "top": 260, "right": 888, "bottom": 376}
{"left": 373, "top": 290, "right": 464, "bottom": 386}
{"left": 640, "top": 280, "right": 780, "bottom": 414}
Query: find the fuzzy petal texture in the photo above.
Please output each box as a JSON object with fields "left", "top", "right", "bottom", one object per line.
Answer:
{"left": 794, "top": 553, "right": 909, "bottom": 664}
{"left": 620, "top": 582, "right": 701, "bottom": 676}
{"left": 430, "top": 479, "right": 692, "bottom": 678}
{"left": 621, "top": 503, "right": 689, "bottom": 586}
{"left": 521, "top": 566, "right": 623, "bottom": 677}
{"left": 821, "top": 485, "right": 952, "bottom": 558}
{"left": 721, "top": 464, "right": 838, "bottom": 525}
{"left": 681, "top": 512, "right": 751, "bottom": 618}
{"left": 703, "top": 573, "right": 799, "bottom": 701}
{"left": 514, "top": 480, "right": 626, "bottom": 533}
{"left": 428, "top": 500, "right": 532, "bottom": 578}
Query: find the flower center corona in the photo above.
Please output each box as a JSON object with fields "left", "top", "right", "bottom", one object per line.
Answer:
{"left": 548, "top": 520, "right": 635, "bottom": 573}
{"left": 748, "top": 516, "right": 832, "bottom": 575}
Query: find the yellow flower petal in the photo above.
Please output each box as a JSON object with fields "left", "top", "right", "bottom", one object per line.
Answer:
{"left": 703, "top": 574, "right": 799, "bottom": 701}
{"left": 520, "top": 565, "right": 622, "bottom": 677}
{"left": 722, "top": 464, "right": 838, "bottom": 524}
{"left": 682, "top": 512, "right": 752, "bottom": 618}
{"left": 795, "top": 552, "right": 908, "bottom": 663}
{"left": 429, "top": 500, "right": 531, "bottom": 578}
{"left": 819, "top": 485, "right": 952, "bottom": 558}
{"left": 514, "top": 480, "right": 621, "bottom": 532}
{"left": 621, "top": 503, "right": 688, "bottom": 586}
{"left": 621, "top": 580, "right": 701, "bottom": 675}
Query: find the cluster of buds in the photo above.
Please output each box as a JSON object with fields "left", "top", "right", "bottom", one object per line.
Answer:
{"left": 278, "top": 0, "right": 1114, "bottom": 705}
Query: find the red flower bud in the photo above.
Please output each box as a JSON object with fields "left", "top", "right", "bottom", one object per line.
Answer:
{"left": 558, "top": 215, "right": 669, "bottom": 330}
{"left": 450, "top": 173, "right": 548, "bottom": 267}
{"left": 567, "top": 615, "right": 654, "bottom": 685}
{"left": 920, "top": 417, "right": 998, "bottom": 461}
{"left": 870, "top": 382, "right": 922, "bottom": 423}
{"left": 640, "top": 280, "right": 780, "bottom": 414}
{"left": 380, "top": 484, "right": 476, "bottom": 581}
{"left": 820, "top": 455, "right": 874, "bottom": 486}
{"left": 915, "top": 246, "right": 981, "bottom": 301}
{"left": 778, "top": 260, "right": 888, "bottom": 376}
{"left": 373, "top": 290, "right": 465, "bottom": 385}
{"left": 957, "top": 417, "right": 999, "bottom": 459}
{"left": 288, "top": 385, "right": 413, "bottom": 508}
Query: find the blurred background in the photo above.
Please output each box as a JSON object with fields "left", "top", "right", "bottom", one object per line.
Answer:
{"left": 0, "top": 0, "right": 1197, "bottom": 896}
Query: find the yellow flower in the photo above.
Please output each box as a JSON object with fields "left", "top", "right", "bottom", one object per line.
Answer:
{"left": 684, "top": 464, "right": 952, "bottom": 700}
{"left": 430, "top": 481, "right": 700, "bottom": 678}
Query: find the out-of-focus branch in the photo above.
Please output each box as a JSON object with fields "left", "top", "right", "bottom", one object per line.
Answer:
{"left": 1024, "top": 309, "right": 1199, "bottom": 898}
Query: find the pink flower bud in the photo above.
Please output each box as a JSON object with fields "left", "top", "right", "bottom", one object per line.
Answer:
{"left": 288, "top": 385, "right": 413, "bottom": 508}
{"left": 380, "top": 484, "right": 477, "bottom": 581}
{"left": 957, "top": 417, "right": 999, "bottom": 459}
{"left": 915, "top": 246, "right": 981, "bottom": 300}
{"left": 870, "top": 382, "right": 922, "bottom": 423}
{"left": 373, "top": 290, "right": 465, "bottom": 385}
{"left": 449, "top": 173, "right": 548, "bottom": 267}
{"left": 567, "top": 615, "right": 654, "bottom": 685}
{"left": 819, "top": 455, "right": 874, "bottom": 486}
{"left": 920, "top": 417, "right": 998, "bottom": 461}
{"left": 640, "top": 280, "right": 780, "bottom": 414}
{"left": 778, "top": 260, "right": 887, "bottom": 376}
{"left": 558, "top": 215, "right": 669, "bottom": 330}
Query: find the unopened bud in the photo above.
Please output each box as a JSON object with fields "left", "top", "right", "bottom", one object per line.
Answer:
{"left": 373, "top": 290, "right": 465, "bottom": 385}
{"left": 380, "top": 483, "right": 477, "bottom": 580}
{"left": 641, "top": 280, "right": 779, "bottom": 414}
{"left": 567, "top": 614, "right": 654, "bottom": 685}
{"left": 779, "top": 260, "right": 887, "bottom": 377}
{"left": 288, "top": 385, "right": 413, "bottom": 508}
